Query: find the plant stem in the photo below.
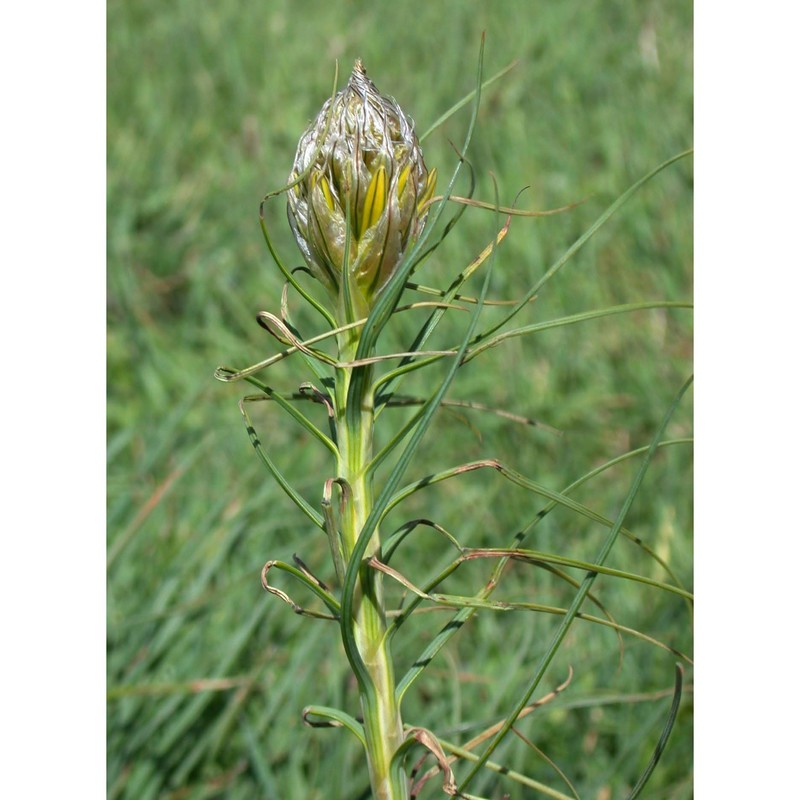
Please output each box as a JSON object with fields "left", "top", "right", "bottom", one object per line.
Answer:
{"left": 335, "top": 343, "right": 408, "bottom": 800}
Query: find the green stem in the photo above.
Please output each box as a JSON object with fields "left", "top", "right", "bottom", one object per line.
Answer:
{"left": 335, "top": 335, "right": 408, "bottom": 800}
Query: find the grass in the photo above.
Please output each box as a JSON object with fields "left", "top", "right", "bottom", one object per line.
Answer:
{"left": 108, "top": 1, "right": 693, "bottom": 797}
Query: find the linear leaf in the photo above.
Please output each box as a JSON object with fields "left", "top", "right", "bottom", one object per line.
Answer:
{"left": 238, "top": 397, "right": 325, "bottom": 529}
{"left": 625, "top": 664, "right": 685, "bottom": 799}
{"left": 457, "top": 375, "right": 693, "bottom": 792}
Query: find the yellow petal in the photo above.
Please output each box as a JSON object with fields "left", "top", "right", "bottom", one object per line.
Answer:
{"left": 417, "top": 167, "right": 437, "bottom": 213}
{"left": 361, "top": 165, "right": 387, "bottom": 236}
{"left": 396, "top": 164, "right": 411, "bottom": 200}
{"left": 316, "top": 173, "right": 336, "bottom": 212}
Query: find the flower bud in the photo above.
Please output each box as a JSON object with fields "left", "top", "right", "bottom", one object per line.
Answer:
{"left": 287, "top": 60, "right": 437, "bottom": 318}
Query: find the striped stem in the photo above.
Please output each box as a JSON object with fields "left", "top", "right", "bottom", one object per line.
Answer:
{"left": 335, "top": 338, "right": 408, "bottom": 800}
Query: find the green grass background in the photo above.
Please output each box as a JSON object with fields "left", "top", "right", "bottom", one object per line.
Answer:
{"left": 107, "top": 1, "right": 693, "bottom": 797}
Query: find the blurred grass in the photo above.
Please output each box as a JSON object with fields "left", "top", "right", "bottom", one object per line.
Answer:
{"left": 108, "top": 1, "right": 693, "bottom": 797}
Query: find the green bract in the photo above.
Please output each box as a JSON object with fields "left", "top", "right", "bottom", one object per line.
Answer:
{"left": 287, "top": 60, "right": 437, "bottom": 320}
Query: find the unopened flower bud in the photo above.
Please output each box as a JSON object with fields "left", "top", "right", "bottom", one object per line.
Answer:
{"left": 287, "top": 60, "right": 437, "bottom": 318}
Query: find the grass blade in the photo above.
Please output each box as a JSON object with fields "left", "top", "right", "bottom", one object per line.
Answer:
{"left": 457, "top": 375, "right": 693, "bottom": 792}
{"left": 625, "top": 664, "right": 685, "bottom": 800}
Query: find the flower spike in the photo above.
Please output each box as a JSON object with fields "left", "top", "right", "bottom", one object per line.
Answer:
{"left": 287, "top": 60, "right": 436, "bottom": 321}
